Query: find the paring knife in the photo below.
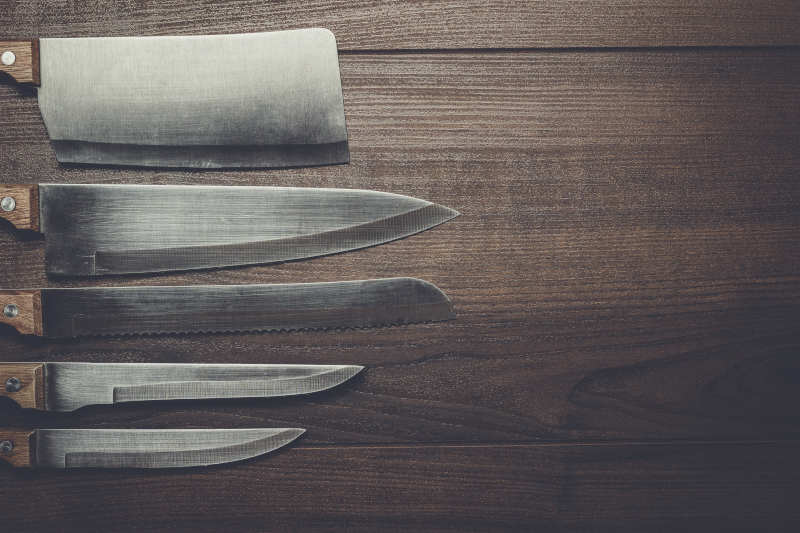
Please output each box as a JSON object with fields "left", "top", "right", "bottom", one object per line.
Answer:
{"left": 0, "top": 363, "right": 363, "bottom": 412}
{"left": 0, "top": 29, "right": 348, "bottom": 168}
{"left": 0, "top": 184, "right": 458, "bottom": 276}
{"left": 0, "top": 278, "right": 454, "bottom": 337}
{"left": 0, "top": 428, "right": 304, "bottom": 469}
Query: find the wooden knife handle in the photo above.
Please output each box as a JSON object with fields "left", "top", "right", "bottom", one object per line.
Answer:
{"left": 0, "top": 40, "right": 40, "bottom": 85}
{"left": 0, "top": 290, "right": 44, "bottom": 336}
{"left": 0, "top": 429, "right": 36, "bottom": 467}
{"left": 0, "top": 363, "right": 46, "bottom": 409}
{"left": 0, "top": 184, "right": 40, "bottom": 231}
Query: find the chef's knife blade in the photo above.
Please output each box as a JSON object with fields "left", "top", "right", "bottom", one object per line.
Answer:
{"left": 0, "top": 278, "right": 454, "bottom": 338}
{"left": 0, "top": 362, "right": 363, "bottom": 412}
{"left": 0, "top": 184, "right": 459, "bottom": 276}
{"left": 0, "top": 428, "right": 304, "bottom": 468}
{"left": 0, "top": 29, "right": 348, "bottom": 168}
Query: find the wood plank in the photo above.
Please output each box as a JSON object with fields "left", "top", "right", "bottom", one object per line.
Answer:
{"left": 0, "top": 49, "right": 798, "bottom": 442}
{"left": 0, "top": 441, "right": 798, "bottom": 531}
{"left": 1, "top": 1, "right": 799, "bottom": 49}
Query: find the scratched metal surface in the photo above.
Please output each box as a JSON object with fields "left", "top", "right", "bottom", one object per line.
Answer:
{"left": 38, "top": 278, "right": 454, "bottom": 337}
{"left": 37, "top": 29, "right": 348, "bottom": 167}
{"left": 43, "top": 362, "right": 363, "bottom": 411}
{"left": 35, "top": 428, "right": 304, "bottom": 468}
{"left": 38, "top": 184, "right": 457, "bottom": 275}
{"left": 1, "top": 1, "right": 800, "bottom": 531}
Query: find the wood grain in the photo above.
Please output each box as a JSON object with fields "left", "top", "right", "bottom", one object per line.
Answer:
{"left": 0, "top": 40, "right": 38, "bottom": 84}
{"left": 0, "top": 290, "right": 43, "bottom": 336}
{"left": 0, "top": 50, "right": 798, "bottom": 444}
{"left": 0, "top": 184, "right": 39, "bottom": 231}
{"left": 0, "top": 441, "right": 799, "bottom": 531}
{"left": 0, "top": 1, "right": 798, "bottom": 49}
{"left": 1, "top": 2, "right": 799, "bottom": 531}
{"left": 0, "top": 429, "right": 35, "bottom": 467}
{"left": 0, "top": 363, "right": 45, "bottom": 410}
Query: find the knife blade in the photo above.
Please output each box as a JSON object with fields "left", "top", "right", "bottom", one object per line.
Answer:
{"left": 0, "top": 184, "right": 458, "bottom": 276}
{"left": 0, "top": 278, "right": 454, "bottom": 338}
{"left": 0, "top": 428, "right": 304, "bottom": 468}
{"left": 0, "top": 29, "right": 348, "bottom": 168}
{"left": 0, "top": 362, "right": 363, "bottom": 412}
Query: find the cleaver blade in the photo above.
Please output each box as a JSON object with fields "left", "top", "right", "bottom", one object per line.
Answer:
{"left": 0, "top": 29, "right": 348, "bottom": 168}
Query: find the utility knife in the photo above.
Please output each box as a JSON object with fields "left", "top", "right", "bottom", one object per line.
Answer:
{"left": 0, "top": 362, "right": 363, "bottom": 412}
{"left": 0, "top": 428, "right": 304, "bottom": 468}
{"left": 0, "top": 184, "right": 458, "bottom": 276}
{"left": 0, "top": 29, "right": 348, "bottom": 168}
{"left": 0, "top": 278, "right": 454, "bottom": 337}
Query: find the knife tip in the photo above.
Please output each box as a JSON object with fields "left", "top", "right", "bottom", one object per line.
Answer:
{"left": 284, "top": 428, "right": 306, "bottom": 441}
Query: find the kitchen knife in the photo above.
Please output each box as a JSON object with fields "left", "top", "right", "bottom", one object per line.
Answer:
{"left": 0, "top": 29, "right": 348, "bottom": 168}
{"left": 0, "top": 184, "right": 458, "bottom": 276}
{"left": 0, "top": 278, "right": 454, "bottom": 337}
{"left": 0, "top": 428, "right": 304, "bottom": 468}
{"left": 0, "top": 363, "right": 363, "bottom": 412}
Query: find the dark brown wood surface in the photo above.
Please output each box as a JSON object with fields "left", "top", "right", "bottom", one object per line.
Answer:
{"left": 0, "top": 1, "right": 799, "bottom": 531}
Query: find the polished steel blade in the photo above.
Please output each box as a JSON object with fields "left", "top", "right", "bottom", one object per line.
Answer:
{"left": 37, "top": 29, "right": 348, "bottom": 168}
{"left": 38, "top": 184, "right": 458, "bottom": 276}
{"left": 44, "top": 363, "right": 363, "bottom": 411}
{"left": 35, "top": 428, "right": 304, "bottom": 469}
{"left": 38, "top": 278, "right": 454, "bottom": 338}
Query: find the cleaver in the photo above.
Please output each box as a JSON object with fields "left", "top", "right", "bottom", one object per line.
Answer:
{"left": 0, "top": 29, "right": 348, "bottom": 168}
{"left": 0, "top": 183, "right": 458, "bottom": 276}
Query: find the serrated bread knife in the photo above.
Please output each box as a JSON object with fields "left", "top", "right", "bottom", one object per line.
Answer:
{"left": 0, "top": 184, "right": 458, "bottom": 276}
{"left": 0, "top": 278, "right": 454, "bottom": 337}
{"left": 0, "top": 363, "right": 363, "bottom": 411}
{"left": 0, "top": 428, "right": 304, "bottom": 468}
{"left": 0, "top": 29, "right": 347, "bottom": 168}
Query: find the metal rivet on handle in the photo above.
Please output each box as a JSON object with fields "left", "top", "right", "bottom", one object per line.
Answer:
{"left": 0, "top": 196, "right": 15, "bottom": 212}
{"left": 3, "top": 304, "right": 19, "bottom": 318}
{"left": 5, "top": 377, "right": 21, "bottom": 393}
{"left": 1, "top": 51, "right": 15, "bottom": 66}
{"left": 0, "top": 440, "right": 12, "bottom": 454}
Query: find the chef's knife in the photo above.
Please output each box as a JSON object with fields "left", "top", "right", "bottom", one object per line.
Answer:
{"left": 0, "top": 428, "right": 304, "bottom": 468}
{"left": 0, "top": 278, "right": 454, "bottom": 337}
{"left": 0, "top": 29, "right": 348, "bottom": 168}
{"left": 0, "top": 184, "right": 458, "bottom": 276}
{"left": 0, "top": 363, "right": 363, "bottom": 412}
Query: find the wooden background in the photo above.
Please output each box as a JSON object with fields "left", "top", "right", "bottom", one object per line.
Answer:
{"left": 1, "top": 1, "right": 799, "bottom": 530}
